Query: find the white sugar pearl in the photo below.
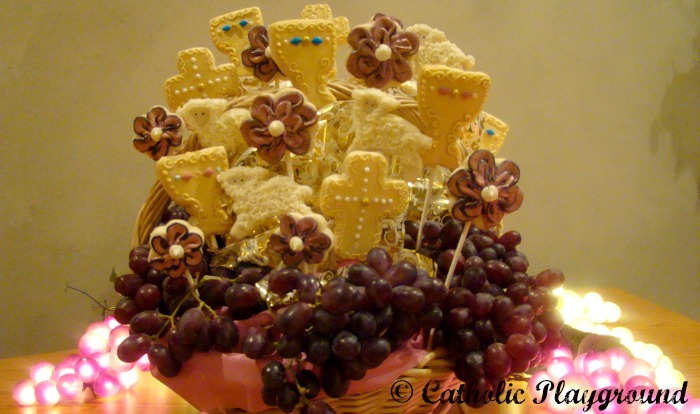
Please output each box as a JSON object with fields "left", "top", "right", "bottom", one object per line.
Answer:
{"left": 374, "top": 44, "right": 392, "bottom": 61}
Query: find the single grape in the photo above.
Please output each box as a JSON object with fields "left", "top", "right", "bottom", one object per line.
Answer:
{"left": 347, "top": 263, "right": 380, "bottom": 287}
{"left": 485, "top": 342, "right": 512, "bottom": 379}
{"left": 366, "top": 278, "right": 393, "bottom": 309}
{"left": 386, "top": 311, "right": 419, "bottom": 342}
{"left": 225, "top": 284, "right": 261, "bottom": 310}
{"left": 471, "top": 293, "right": 494, "bottom": 318}
{"left": 268, "top": 268, "right": 303, "bottom": 296}
{"left": 462, "top": 267, "right": 487, "bottom": 293}
{"left": 505, "top": 282, "right": 529, "bottom": 305}
{"left": 404, "top": 221, "right": 420, "bottom": 240}
{"left": 242, "top": 327, "right": 269, "bottom": 359}
{"left": 306, "top": 334, "right": 332, "bottom": 365}
{"left": 276, "top": 335, "right": 305, "bottom": 358}
{"left": 320, "top": 362, "right": 349, "bottom": 398}
{"left": 505, "top": 333, "right": 539, "bottom": 362}
{"left": 454, "top": 350, "right": 484, "bottom": 383}
{"left": 166, "top": 328, "right": 194, "bottom": 362}
{"left": 384, "top": 260, "right": 418, "bottom": 287}
{"left": 211, "top": 316, "right": 239, "bottom": 353}
{"left": 390, "top": 286, "right": 425, "bottom": 313}
{"left": 115, "top": 273, "right": 145, "bottom": 297}
{"left": 366, "top": 247, "right": 393, "bottom": 275}
{"left": 320, "top": 282, "right": 355, "bottom": 314}
{"left": 498, "top": 230, "right": 522, "bottom": 251}
{"left": 313, "top": 308, "right": 349, "bottom": 335}
{"left": 130, "top": 310, "right": 166, "bottom": 336}
{"left": 261, "top": 385, "right": 278, "bottom": 407}
{"left": 478, "top": 247, "right": 498, "bottom": 262}
{"left": 484, "top": 260, "right": 513, "bottom": 286}
{"left": 421, "top": 221, "right": 443, "bottom": 244}
{"left": 302, "top": 400, "right": 335, "bottom": 414}
{"left": 276, "top": 382, "right": 300, "bottom": 413}
{"left": 468, "top": 234, "right": 494, "bottom": 251}
{"left": 236, "top": 267, "right": 268, "bottom": 284}
{"left": 349, "top": 312, "right": 377, "bottom": 339}
{"left": 474, "top": 318, "right": 495, "bottom": 344}
{"left": 447, "top": 328, "right": 479, "bottom": 357}
{"left": 295, "top": 369, "right": 321, "bottom": 399}
{"left": 331, "top": 331, "right": 361, "bottom": 361}
{"left": 491, "top": 295, "right": 515, "bottom": 326}
{"left": 359, "top": 337, "right": 391, "bottom": 368}
{"left": 445, "top": 307, "right": 472, "bottom": 332}
{"left": 128, "top": 246, "right": 151, "bottom": 276}
{"left": 341, "top": 358, "right": 367, "bottom": 380}
{"left": 135, "top": 283, "right": 161, "bottom": 310}
{"left": 275, "top": 302, "right": 313, "bottom": 337}
{"left": 261, "top": 360, "right": 287, "bottom": 390}
{"left": 531, "top": 321, "right": 548, "bottom": 343}
{"left": 504, "top": 256, "right": 529, "bottom": 273}
{"left": 437, "top": 249, "right": 464, "bottom": 274}
{"left": 146, "top": 268, "right": 167, "bottom": 287}
{"left": 297, "top": 274, "right": 321, "bottom": 303}
{"left": 198, "top": 278, "right": 231, "bottom": 308}
{"left": 440, "top": 287, "right": 475, "bottom": 311}
{"left": 413, "top": 276, "right": 448, "bottom": 304}
{"left": 117, "top": 333, "right": 151, "bottom": 363}
{"left": 464, "top": 256, "right": 485, "bottom": 269}
{"left": 502, "top": 314, "right": 532, "bottom": 336}
{"left": 439, "top": 219, "right": 463, "bottom": 249}
{"left": 176, "top": 308, "right": 207, "bottom": 345}
{"left": 162, "top": 276, "right": 188, "bottom": 295}
{"left": 147, "top": 343, "right": 181, "bottom": 378}
{"left": 534, "top": 268, "right": 565, "bottom": 289}
{"left": 374, "top": 305, "right": 393, "bottom": 334}
{"left": 539, "top": 310, "right": 564, "bottom": 332}
{"left": 513, "top": 303, "right": 535, "bottom": 321}
{"left": 461, "top": 240, "right": 478, "bottom": 260}
{"left": 418, "top": 303, "right": 443, "bottom": 329}
{"left": 114, "top": 297, "right": 140, "bottom": 325}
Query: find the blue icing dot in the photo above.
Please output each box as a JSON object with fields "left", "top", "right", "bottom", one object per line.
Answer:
{"left": 486, "top": 128, "right": 495, "bottom": 136}
{"left": 290, "top": 36, "right": 302, "bottom": 45}
{"left": 239, "top": 20, "right": 249, "bottom": 27}
{"left": 312, "top": 36, "right": 323, "bottom": 45}
{"left": 222, "top": 24, "right": 232, "bottom": 32}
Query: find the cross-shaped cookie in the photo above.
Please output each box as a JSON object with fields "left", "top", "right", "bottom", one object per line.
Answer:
{"left": 164, "top": 48, "right": 242, "bottom": 111}
{"left": 319, "top": 151, "right": 409, "bottom": 260}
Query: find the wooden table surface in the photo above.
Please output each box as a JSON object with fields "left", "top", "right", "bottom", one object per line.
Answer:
{"left": 0, "top": 288, "right": 698, "bottom": 414}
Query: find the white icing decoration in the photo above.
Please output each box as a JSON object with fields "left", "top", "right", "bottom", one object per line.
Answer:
{"left": 481, "top": 185, "right": 499, "bottom": 202}
{"left": 289, "top": 236, "right": 304, "bottom": 252}
{"left": 268, "top": 120, "right": 285, "bottom": 137}
{"left": 374, "top": 44, "right": 392, "bottom": 62}
{"left": 169, "top": 245, "right": 185, "bottom": 259}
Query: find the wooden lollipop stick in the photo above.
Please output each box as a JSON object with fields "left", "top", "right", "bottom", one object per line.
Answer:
{"left": 285, "top": 153, "right": 294, "bottom": 178}
{"left": 443, "top": 221, "right": 471, "bottom": 289}
{"left": 415, "top": 166, "right": 438, "bottom": 250}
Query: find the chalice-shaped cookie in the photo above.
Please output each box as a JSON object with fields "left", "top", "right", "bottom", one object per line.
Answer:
{"left": 268, "top": 19, "right": 338, "bottom": 108}
{"left": 209, "top": 7, "right": 264, "bottom": 77}
{"left": 156, "top": 146, "right": 233, "bottom": 247}
{"left": 414, "top": 65, "right": 491, "bottom": 248}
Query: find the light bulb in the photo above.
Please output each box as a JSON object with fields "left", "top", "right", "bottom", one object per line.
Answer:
{"left": 93, "top": 372, "right": 121, "bottom": 398}
{"left": 30, "top": 362, "right": 55, "bottom": 385}
{"left": 12, "top": 379, "right": 36, "bottom": 406}
{"left": 117, "top": 368, "right": 139, "bottom": 389}
{"left": 74, "top": 357, "right": 100, "bottom": 384}
{"left": 56, "top": 373, "right": 83, "bottom": 400}
{"left": 34, "top": 380, "right": 60, "bottom": 406}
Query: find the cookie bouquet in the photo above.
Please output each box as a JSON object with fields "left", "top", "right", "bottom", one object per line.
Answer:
{"left": 117, "top": 5, "right": 566, "bottom": 413}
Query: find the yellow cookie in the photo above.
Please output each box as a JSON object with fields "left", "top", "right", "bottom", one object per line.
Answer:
{"left": 156, "top": 146, "right": 233, "bottom": 238}
{"left": 164, "top": 48, "right": 242, "bottom": 111}
{"left": 478, "top": 112, "right": 509, "bottom": 155}
{"left": 300, "top": 4, "right": 349, "bottom": 45}
{"left": 268, "top": 19, "right": 337, "bottom": 108}
{"left": 319, "top": 151, "right": 409, "bottom": 260}
{"left": 209, "top": 7, "right": 264, "bottom": 76}
{"left": 417, "top": 64, "right": 491, "bottom": 170}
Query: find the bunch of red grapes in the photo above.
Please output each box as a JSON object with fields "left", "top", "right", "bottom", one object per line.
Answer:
{"left": 111, "top": 206, "right": 565, "bottom": 412}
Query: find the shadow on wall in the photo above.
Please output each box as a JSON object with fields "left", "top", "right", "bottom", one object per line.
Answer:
{"left": 651, "top": 1, "right": 700, "bottom": 205}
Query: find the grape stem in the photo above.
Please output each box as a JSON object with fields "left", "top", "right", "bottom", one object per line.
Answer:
{"left": 64, "top": 283, "right": 114, "bottom": 317}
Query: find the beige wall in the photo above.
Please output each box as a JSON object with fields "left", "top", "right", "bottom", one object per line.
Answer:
{"left": 0, "top": 1, "right": 697, "bottom": 358}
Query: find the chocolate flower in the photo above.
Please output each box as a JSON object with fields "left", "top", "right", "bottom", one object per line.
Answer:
{"left": 346, "top": 16, "right": 419, "bottom": 89}
{"left": 241, "top": 26, "right": 283, "bottom": 82}
{"left": 241, "top": 89, "right": 318, "bottom": 164}
{"left": 446, "top": 150, "right": 523, "bottom": 228}
{"left": 133, "top": 106, "right": 183, "bottom": 160}
{"left": 269, "top": 213, "right": 333, "bottom": 267}
{"left": 148, "top": 219, "right": 205, "bottom": 278}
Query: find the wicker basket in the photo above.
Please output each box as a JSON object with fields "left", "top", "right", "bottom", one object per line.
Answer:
{"left": 133, "top": 82, "right": 480, "bottom": 414}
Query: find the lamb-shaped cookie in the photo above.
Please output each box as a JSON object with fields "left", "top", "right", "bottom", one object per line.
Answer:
{"left": 217, "top": 166, "right": 314, "bottom": 240}
{"left": 347, "top": 88, "right": 432, "bottom": 181}
{"left": 406, "top": 24, "right": 475, "bottom": 75}
{"left": 177, "top": 99, "right": 250, "bottom": 162}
